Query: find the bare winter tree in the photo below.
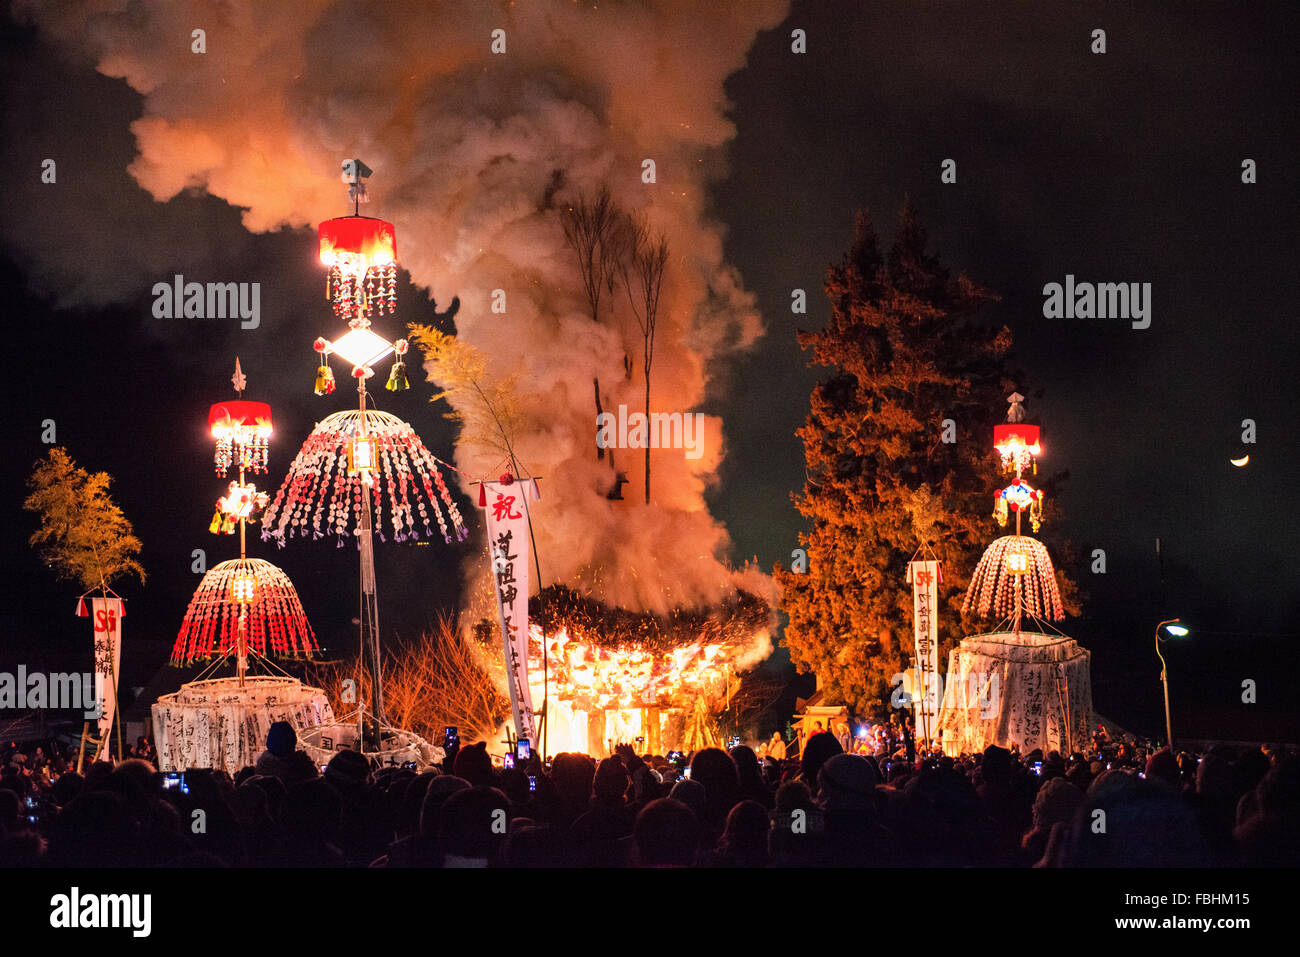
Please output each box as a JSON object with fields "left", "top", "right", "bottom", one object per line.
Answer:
{"left": 621, "top": 213, "right": 669, "bottom": 504}
{"left": 561, "top": 184, "right": 631, "bottom": 327}
{"left": 308, "top": 615, "right": 510, "bottom": 744}
{"left": 560, "top": 185, "right": 633, "bottom": 492}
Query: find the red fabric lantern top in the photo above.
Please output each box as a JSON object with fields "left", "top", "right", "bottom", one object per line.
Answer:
{"left": 993, "top": 423, "right": 1040, "bottom": 451}
{"left": 318, "top": 216, "right": 397, "bottom": 267}
{"left": 209, "top": 400, "right": 273, "bottom": 436}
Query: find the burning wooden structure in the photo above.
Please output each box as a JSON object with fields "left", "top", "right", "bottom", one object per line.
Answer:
{"left": 477, "top": 584, "right": 771, "bottom": 755}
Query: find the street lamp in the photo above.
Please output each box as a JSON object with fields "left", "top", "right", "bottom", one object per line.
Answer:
{"left": 1154, "top": 618, "right": 1190, "bottom": 749}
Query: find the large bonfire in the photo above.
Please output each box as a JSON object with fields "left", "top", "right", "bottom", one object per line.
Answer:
{"left": 475, "top": 584, "right": 773, "bottom": 754}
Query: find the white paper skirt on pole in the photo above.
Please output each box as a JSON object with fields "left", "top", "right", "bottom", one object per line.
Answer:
{"left": 298, "top": 722, "right": 445, "bottom": 771}
{"left": 935, "top": 631, "right": 1092, "bottom": 758}
{"left": 151, "top": 676, "right": 335, "bottom": 772}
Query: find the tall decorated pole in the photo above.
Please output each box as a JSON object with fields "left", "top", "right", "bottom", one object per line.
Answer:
{"left": 76, "top": 591, "right": 124, "bottom": 762}
{"left": 262, "top": 160, "right": 467, "bottom": 750}
{"left": 479, "top": 474, "right": 541, "bottom": 746}
{"left": 205, "top": 359, "right": 272, "bottom": 683}
{"left": 964, "top": 392, "right": 1062, "bottom": 630}
{"left": 171, "top": 363, "right": 318, "bottom": 671}
{"left": 152, "top": 362, "right": 333, "bottom": 773}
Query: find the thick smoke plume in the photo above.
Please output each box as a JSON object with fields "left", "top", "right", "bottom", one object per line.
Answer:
{"left": 15, "top": 0, "right": 787, "bottom": 616}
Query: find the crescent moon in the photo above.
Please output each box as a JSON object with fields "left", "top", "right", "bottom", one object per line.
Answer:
{"left": 1230, "top": 455, "right": 1250, "bottom": 467}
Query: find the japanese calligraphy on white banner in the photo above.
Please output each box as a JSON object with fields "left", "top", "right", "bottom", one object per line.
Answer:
{"left": 481, "top": 478, "right": 540, "bottom": 744}
{"left": 78, "top": 597, "right": 123, "bottom": 738}
{"left": 906, "top": 560, "right": 941, "bottom": 742}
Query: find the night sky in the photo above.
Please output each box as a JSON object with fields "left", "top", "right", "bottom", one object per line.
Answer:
{"left": 2, "top": 2, "right": 1297, "bottom": 743}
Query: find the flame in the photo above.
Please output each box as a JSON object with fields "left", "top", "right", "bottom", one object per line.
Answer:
{"left": 510, "top": 617, "right": 768, "bottom": 755}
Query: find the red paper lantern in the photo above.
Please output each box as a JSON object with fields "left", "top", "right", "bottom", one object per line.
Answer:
{"left": 209, "top": 400, "right": 273, "bottom": 435}
{"left": 318, "top": 216, "right": 396, "bottom": 267}
{"left": 993, "top": 423, "right": 1041, "bottom": 476}
{"left": 318, "top": 216, "right": 398, "bottom": 324}
{"left": 209, "top": 400, "right": 273, "bottom": 475}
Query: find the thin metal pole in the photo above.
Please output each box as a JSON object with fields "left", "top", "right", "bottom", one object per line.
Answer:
{"left": 358, "top": 380, "right": 385, "bottom": 739}
{"left": 1154, "top": 619, "right": 1178, "bottom": 750}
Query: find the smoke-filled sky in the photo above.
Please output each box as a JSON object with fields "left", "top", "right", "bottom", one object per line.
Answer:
{"left": 2, "top": 1, "right": 1297, "bottom": 738}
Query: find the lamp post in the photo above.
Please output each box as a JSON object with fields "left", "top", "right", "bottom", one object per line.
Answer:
{"left": 1154, "top": 618, "right": 1190, "bottom": 749}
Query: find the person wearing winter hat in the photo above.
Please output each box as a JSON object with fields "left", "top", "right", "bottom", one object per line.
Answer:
{"left": 254, "top": 721, "right": 319, "bottom": 788}
{"left": 452, "top": 740, "right": 494, "bottom": 787}
{"left": 818, "top": 753, "right": 881, "bottom": 814}
{"left": 816, "top": 753, "right": 889, "bottom": 865}
{"left": 324, "top": 748, "right": 371, "bottom": 792}
{"left": 266, "top": 721, "right": 296, "bottom": 757}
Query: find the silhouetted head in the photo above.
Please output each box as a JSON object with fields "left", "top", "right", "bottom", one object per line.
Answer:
{"left": 395, "top": 770, "right": 439, "bottom": 838}
{"left": 634, "top": 798, "right": 700, "bottom": 867}
{"left": 1145, "top": 748, "right": 1180, "bottom": 790}
{"left": 593, "top": 758, "right": 630, "bottom": 804}
{"left": 439, "top": 786, "right": 511, "bottom": 864}
{"left": 729, "top": 745, "right": 762, "bottom": 784}
{"left": 800, "top": 732, "right": 843, "bottom": 792}
{"left": 669, "top": 779, "right": 706, "bottom": 821}
{"left": 452, "top": 741, "right": 494, "bottom": 788}
{"left": 981, "top": 746, "right": 1012, "bottom": 783}
{"left": 265, "top": 721, "right": 297, "bottom": 758}
{"left": 718, "top": 799, "right": 770, "bottom": 859}
{"left": 818, "top": 753, "right": 881, "bottom": 814}
{"left": 419, "top": 775, "right": 471, "bottom": 840}
{"left": 690, "top": 748, "right": 742, "bottom": 818}
{"left": 324, "top": 749, "right": 371, "bottom": 794}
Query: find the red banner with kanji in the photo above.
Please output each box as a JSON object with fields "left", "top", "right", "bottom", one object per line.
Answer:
{"left": 78, "top": 597, "right": 124, "bottom": 738}
{"left": 906, "top": 560, "right": 941, "bottom": 743}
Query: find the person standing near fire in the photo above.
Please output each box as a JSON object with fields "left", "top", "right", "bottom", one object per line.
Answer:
{"left": 833, "top": 718, "right": 851, "bottom": 753}
{"left": 767, "top": 732, "right": 787, "bottom": 761}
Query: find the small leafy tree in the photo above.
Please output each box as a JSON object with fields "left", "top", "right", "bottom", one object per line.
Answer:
{"left": 24, "top": 447, "right": 145, "bottom": 591}
{"left": 407, "top": 324, "right": 524, "bottom": 470}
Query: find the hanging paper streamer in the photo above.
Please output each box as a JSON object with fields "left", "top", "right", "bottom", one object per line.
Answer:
{"left": 171, "top": 558, "right": 316, "bottom": 665}
{"left": 963, "top": 535, "right": 1064, "bottom": 621}
{"left": 77, "top": 597, "right": 124, "bottom": 738}
{"left": 906, "top": 559, "right": 942, "bottom": 742}
{"left": 481, "top": 476, "right": 541, "bottom": 744}
{"left": 261, "top": 409, "right": 468, "bottom": 546}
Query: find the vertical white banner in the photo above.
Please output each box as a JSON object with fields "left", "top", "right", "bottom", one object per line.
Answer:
{"left": 906, "top": 560, "right": 941, "bottom": 744}
{"left": 481, "top": 478, "right": 539, "bottom": 744}
{"left": 81, "top": 597, "right": 124, "bottom": 738}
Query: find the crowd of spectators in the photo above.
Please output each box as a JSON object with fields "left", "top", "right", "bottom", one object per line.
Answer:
{"left": 1, "top": 727, "right": 1296, "bottom": 867}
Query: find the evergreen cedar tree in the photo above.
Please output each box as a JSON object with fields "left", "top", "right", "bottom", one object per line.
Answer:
{"left": 776, "top": 203, "right": 1080, "bottom": 717}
